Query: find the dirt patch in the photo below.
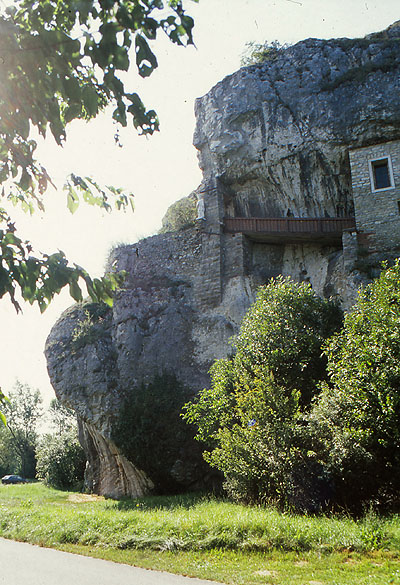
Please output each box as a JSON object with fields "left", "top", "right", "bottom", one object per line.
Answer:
{"left": 67, "top": 494, "right": 105, "bottom": 503}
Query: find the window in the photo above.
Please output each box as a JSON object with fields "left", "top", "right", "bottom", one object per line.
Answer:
{"left": 369, "top": 156, "right": 395, "bottom": 191}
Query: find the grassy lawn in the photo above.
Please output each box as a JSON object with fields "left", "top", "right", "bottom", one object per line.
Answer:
{"left": 0, "top": 483, "right": 399, "bottom": 584}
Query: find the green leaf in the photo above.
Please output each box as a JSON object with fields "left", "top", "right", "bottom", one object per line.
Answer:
{"left": 67, "top": 188, "right": 79, "bottom": 214}
{"left": 114, "top": 46, "right": 130, "bottom": 71}
{"left": 69, "top": 279, "right": 83, "bottom": 302}
{"left": 135, "top": 34, "right": 158, "bottom": 78}
{"left": 112, "top": 102, "right": 127, "bottom": 127}
{"left": 63, "top": 103, "right": 83, "bottom": 124}
{"left": 63, "top": 77, "right": 82, "bottom": 102}
{"left": 82, "top": 86, "right": 99, "bottom": 117}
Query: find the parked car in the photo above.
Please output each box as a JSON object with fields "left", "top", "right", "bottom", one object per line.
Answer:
{"left": 1, "top": 475, "right": 27, "bottom": 484}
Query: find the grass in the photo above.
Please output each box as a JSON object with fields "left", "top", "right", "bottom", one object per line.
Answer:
{"left": 0, "top": 483, "right": 399, "bottom": 584}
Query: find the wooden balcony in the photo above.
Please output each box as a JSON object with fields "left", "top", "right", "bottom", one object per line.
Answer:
{"left": 224, "top": 217, "right": 356, "bottom": 244}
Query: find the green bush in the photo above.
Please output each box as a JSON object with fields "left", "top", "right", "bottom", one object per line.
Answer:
{"left": 1, "top": 381, "right": 43, "bottom": 478}
{"left": 308, "top": 260, "right": 400, "bottom": 510}
{"left": 184, "top": 277, "right": 342, "bottom": 509}
{"left": 241, "top": 40, "right": 288, "bottom": 66}
{"left": 159, "top": 194, "right": 197, "bottom": 233}
{"left": 36, "top": 430, "right": 86, "bottom": 490}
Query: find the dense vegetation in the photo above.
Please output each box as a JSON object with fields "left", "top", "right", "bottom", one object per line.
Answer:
{"left": 0, "top": 381, "right": 43, "bottom": 478}
{"left": 184, "top": 277, "right": 343, "bottom": 511}
{"left": 308, "top": 261, "right": 400, "bottom": 510}
{"left": 185, "top": 265, "right": 400, "bottom": 512}
{"left": 36, "top": 400, "right": 86, "bottom": 490}
{"left": 0, "top": 386, "right": 85, "bottom": 489}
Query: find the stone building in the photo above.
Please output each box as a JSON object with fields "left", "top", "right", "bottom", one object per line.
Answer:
{"left": 349, "top": 140, "right": 400, "bottom": 250}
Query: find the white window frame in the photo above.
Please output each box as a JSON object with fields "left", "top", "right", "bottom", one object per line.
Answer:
{"left": 368, "top": 155, "right": 395, "bottom": 192}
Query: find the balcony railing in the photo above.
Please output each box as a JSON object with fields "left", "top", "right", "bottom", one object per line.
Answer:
{"left": 224, "top": 217, "right": 356, "bottom": 242}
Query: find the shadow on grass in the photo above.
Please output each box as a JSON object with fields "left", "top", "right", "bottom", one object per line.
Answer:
{"left": 111, "top": 491, "right": 213, "bottom": 511}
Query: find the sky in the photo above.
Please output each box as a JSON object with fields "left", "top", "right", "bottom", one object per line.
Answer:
{"left": 1, "top": 0, "right": 399, "bottom": 407}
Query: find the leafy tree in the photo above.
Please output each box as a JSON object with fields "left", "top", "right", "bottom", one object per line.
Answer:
{"left": 232, "top": 276, "right": 342, "bottom": 406}
{"left": 36, "top": 428, "right": 86, "bottom": 490}
{"left": 308, "top": 260, "right": 400, "bottom": 510}
{"left": 2, "top": 380, "right": 43, "bottom": 477}
{"left": 184, "top": 277, "right": 342, "bottom": 509}
{"left": 48, "top": 398, "right": 76, "bottom": 436}
{"left": 0, "top": 0, "right": 196, "bottom": 311}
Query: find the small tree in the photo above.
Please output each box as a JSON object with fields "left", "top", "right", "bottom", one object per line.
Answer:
{"left": 308, "top": 260, "right": 400, "bottom": 509}
{"left": 36, "top": 429, "right": 86, "bottom": 490}
{"left": 184, "top": 277, "right": 342, "bottom": 509}
{"left": 0, "top": 424, "right": 20, "bottom": 476}
{"left": 48, "top": 399, "right": 76, "bottom": 436}
{"left": 2, "top": 381, "right": 43, "bottom": 477}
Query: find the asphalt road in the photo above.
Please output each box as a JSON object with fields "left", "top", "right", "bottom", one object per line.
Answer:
{"left": 0, "top": 538, "right": 225, "bottom": 585}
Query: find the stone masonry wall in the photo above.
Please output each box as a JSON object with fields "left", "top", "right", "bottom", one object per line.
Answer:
{"left": 349, "top": 140, "right": 400, "bottom": 249}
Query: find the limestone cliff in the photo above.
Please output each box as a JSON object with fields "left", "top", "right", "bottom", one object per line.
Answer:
{"left": 46, "top": 23, "right": 400, "bottom": 498}
{"left": 194, "top": 22, "right": 400, "bottom": 220}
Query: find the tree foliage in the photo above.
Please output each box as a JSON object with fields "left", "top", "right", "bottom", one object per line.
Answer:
{"left": 186, "top": 266, "right": 400, "bottom": 511}
{"left": 159, "top": 193, "right": 197, "bottom": 233}
{"left": 184, "top": 277, "right": 342, "bottom": 509}
{"left": 232, "top": 276, "right": 342, "bottom": 406}
{"left": 36, "top": 428, "right": 86, "bottom": 490}
{"left": 0, "top": 0, "right": 197, "bottom": 423}
{"left": 0, "top": 388, "right": 8, "bottom": 427}
{"left": 0, "top": 221, "right": 128, "bottom": 312}
{"left": 1, "top": 380, "right": 43, "bottom": 477}
{"left": 0, "top": 0, "right": 197, "bottom": 311}
{"left": 47, "top": 398, "right": 76, "bottom": 436}
{"left": 308, "top": 260, "right": 400, "bottom": 509}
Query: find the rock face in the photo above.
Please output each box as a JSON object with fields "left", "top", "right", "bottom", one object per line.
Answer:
{"left": 46, "top": 23, "right": 400, "bottom": 498}
{"left": 194, "top": 23, "right": 400, "bottom": 220}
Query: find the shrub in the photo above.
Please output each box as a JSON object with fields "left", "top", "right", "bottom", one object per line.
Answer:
{"left": 36, "top": 430, "right": 86, "bottom": 490}
{"left": 159, "top": 194, "right": 197, "bottom": 234}
{"left": 184, "top": 277, "right": 342, "bottom": 509}
{"left": 71, "top": 302, "right": 111, "bottom": 351}
{"left": 241, "top": 40, "right": 288, "bottom": 66}
{"left": 308, "top": 260, "right": 400, "bottom": 510}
